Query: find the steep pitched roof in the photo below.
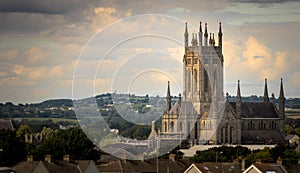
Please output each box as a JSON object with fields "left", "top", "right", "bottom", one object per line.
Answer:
{"left": 229, "top": 102, "right": 278, "bottom": 118}
{"left": 98, "top": 160, "right": 123, "bottom": 173}
{"left": 146, "top": 159, "right": 191, "bottom": 173}
{"left": 0, "top": 119, "right": 15, "bottom": 131}
{"left": 76, "top": 160, "right": 92, "bottom": 172}
{"left": 285, "top": 164, "right": 300, "bottom": 173}
{"left": 37, "top": 161, "right": 80, "bottom": 173}
{"left": 243, "top": 163, "right": 288, "bottom": 173}
{"left": 12, "top": 160, "right": 40, "bottom": 173}
{"left": 169, "top": 101, "right": 197, "bottom": 117}
{"left": 242, "top": 130, "right": 285, "bottom": 144}
{"left": 185, "top": 162, "right": 241, "bottom": 173}
{"left": 285, "top": 134, "right": 300, "bottom": 141}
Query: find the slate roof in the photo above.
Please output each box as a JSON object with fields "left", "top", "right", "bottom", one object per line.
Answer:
{"left": 146, "top": 159, "right": 191, "bottom": 173}
{"left": 241, "top": 130, "right": 285, "bottom": 144}
{"left": 12, "top": 160, "right": 99, "bottom": 173}
{"left": 76, "top": 160, "right": 92, "bottom": 172}
{"left": 188, "top": 162, "right": 241, "bottom": 173}
{"left": 0, "top": 119, "right": 15, "bottom": 131}
{"left": 169, "top": 101, "right": 197, "bottom": 117}
{"left": 285, "top": 164, "right": 300, "bottom": 173}
{"left": 98, "top": 158, "right": 192, "bottom": 173}
{"left": 12, "top": 161, "right": 40, "bottom": 173}
{"left": 229, "top": 102, "right": 279, "bottom": 118}
{"left": 40, "top": 161, "right": 81, "bottom": 173}
{"left": 285, "top": 134, "right": 300, "bottom": 141}
{"left": 98, "top": 160, "right": 123, "bottom": 172}
{"left": 248, "top": 163, "right": 288, "bottom": 173}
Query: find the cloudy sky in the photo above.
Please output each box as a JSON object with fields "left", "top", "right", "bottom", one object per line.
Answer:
{"left": 1, "top": 0, "right": 300, "bottom": 103}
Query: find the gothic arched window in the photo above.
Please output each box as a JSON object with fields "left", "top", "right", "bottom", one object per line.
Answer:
{"left": 194, "top": 69, "right": 197, "bottom": 91}
{"left": 170, "top": 121, "right": 174, "bottom": 132}
{"left": 204, "top": 70, "right": 209, "bottom": 92}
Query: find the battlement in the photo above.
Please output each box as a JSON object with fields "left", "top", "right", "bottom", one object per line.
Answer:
{"left": 184, "top": 22, "right": 223, "bottom": 53}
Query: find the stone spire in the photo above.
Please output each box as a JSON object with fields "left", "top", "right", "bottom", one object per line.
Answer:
{"left": 236, "top": 80, "right": 242, "bottom": 118}
{"left": 263, "top": 78, "right": 269, "bottom": 103}
{"left": 199, "top": 21, "right": 203, "bottom": 46}
{"left": 279, "top": 78, "right": 284, "bottom": 100}
{"left": 148, "top": 121, "right": 158, "bottom": 139}
{"left": 236, "top": 80, "right": 241, "bottom": 102}
{"left": 204, "top": 23, "right": 208, "bottom": 46}
{"left": 218, "top": 22, "right": 223, "bottom": 52}
{"left": 278, "top": 78, "right": 285, "bottom": 119}
{"left": 184, "top": 22, "right": 188, "bottom": 47}
{"left": 166, "top": 81, "right": 171, "bottom": 112}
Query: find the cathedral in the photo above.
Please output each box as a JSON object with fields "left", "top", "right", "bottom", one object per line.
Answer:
{"left": 160, "top": 22, "right": 286, "bottom": 145}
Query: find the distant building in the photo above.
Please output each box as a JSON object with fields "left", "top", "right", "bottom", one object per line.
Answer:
{"left": 0, "top": 119, "right": 15, "bottom": 131}
{"left": 285, "top": 134, "right": 300, "bottom": 145}
{"left": 161, "top": 21, "right": 286, "bottom": 145}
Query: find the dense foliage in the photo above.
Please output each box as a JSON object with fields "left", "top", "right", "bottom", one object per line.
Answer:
{"left": 35, "top": 127, "right": 100, "bottom": 161}
{"left": 0, "top": 129, "right": 27, "bottom": 166}
{"left": 191, "top": 145, "right": 300, "bottom": 165}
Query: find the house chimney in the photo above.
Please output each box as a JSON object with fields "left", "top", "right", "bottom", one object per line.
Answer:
{"left": 27, "top": 155, "right": 33, "bottom": 161}
{"left": 277, "top": 157, "right": 282, "bottom": 165}
{"left": 241, "top": 158, "right": 246, "bottom": 171}
{"left": 139, "top": 154, "right": 144, "bottom": 162}
{"left": 169, "top": 153, "right": 176, "bottom": 161}
{"left": 233, "top": 158, "right": 239, "bottom": 164}
{"left": 45, "top": 155, "right": 52, "bottom": 163}
{"left": 63, "top": 155, "right": 70, "bottom": 162}
{"left": 256, "top": 159, "right": 262, "bottom": 164}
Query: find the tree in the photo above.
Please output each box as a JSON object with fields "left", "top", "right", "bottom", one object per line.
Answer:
{"left": 16, "top": 125, "right": 32, "bottom": 138}
{"left": 246, "top": 148, "right": 274, "bottom": 163}
{"left": 37, "top": 127, "right": 100, "bottom": 161}
{"left": 285, "top": 124, "right": 294, "bottom": 134}
{"left": 0, "top": 129, "right": 27, "bottom": 166}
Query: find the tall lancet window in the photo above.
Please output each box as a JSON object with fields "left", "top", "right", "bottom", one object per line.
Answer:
{"left": 213, "top": 71, "right": 217, "bottom": 94}
{"left": 187, "top": 69, "right": 191, "bottom": 92}
{"left": 204, "top": 70, "right": 209, "bottom": 92}
{"left": 194, "top": 69, "right": 197, "bottom": 92}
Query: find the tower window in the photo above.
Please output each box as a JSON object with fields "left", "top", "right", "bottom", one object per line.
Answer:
{"left": 213, "top": 59, "right": 218, "bottom": 66}
{"left": 204, "top": 70, "right": 209, "bottom": 92}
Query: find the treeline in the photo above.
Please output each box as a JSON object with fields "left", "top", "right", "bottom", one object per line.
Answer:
{"left": 0, "top": 127, "right": 100, "bottom": 166}
{"left": 191, "top": 145, "right": 300, "bottom": 165}
{"left": 13, "top": 119, "right": 78, "bottom": 133}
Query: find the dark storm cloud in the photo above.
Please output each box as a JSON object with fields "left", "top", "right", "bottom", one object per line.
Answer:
{"left": 0, "top": 0, "right": 93, "bottom": 14}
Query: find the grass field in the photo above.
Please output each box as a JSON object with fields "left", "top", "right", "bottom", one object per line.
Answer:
{"left": 19, "top": 117, "right": 79, "bottom": 123}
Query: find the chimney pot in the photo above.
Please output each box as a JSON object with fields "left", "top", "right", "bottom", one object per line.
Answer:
{"left": 45, "top": 155, "right": 52, "bottom": 163}
{"left": 169, "top": 153, "right": 176, "bottom": 161}
{"left": 277, "top": 157, "right": 282, "bottom": 165}
{"left": 63, "top": 155, "right": 70, "bottom": 162}
{"left": 27, "top": 155, "right": 33, "bottom": 161}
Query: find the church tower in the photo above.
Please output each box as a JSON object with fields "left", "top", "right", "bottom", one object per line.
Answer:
{"left": 183, "top": 22, "right": 224, "bottom": 114}
{"left": 183, "top": 22, "right": 224, "bottom": 144}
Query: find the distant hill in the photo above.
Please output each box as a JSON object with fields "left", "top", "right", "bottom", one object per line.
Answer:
{"left": 1, "top": 94, "right": 300, "bottom": 120}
